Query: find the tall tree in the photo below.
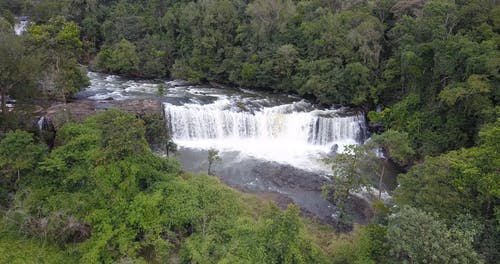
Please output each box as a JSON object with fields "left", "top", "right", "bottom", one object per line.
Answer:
{"left": 0, "top": 31, "right": 39, "bottom": 115}
{"left": 207, "top": 148, "right": 221, "bottom": 175}
{"left": 27, "top": 16, "right": 89, "bottom": 118}
{"left": 387, "top": 206, "right": 483, "bottom": 263}
{"left": 0, "top": 130, "right": 46, "bottom": 196}
{"left": 367, "top": 130, "right": 414, "bottom": 200}
{"left": 323, "top": 145, "right": 371, "bottom": 230}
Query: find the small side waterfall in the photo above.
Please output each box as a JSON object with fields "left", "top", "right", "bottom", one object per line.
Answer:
{"left": 14, "top": 17, "right": 29, "bottom": 36}
{"left": 164, "top": 100, "right": 367, "bottom": 150}
{"left": 36, "top": 115, "right": 56, "bottom": 148}
{"left": 37, "top": 116, "right": 50, "bottom": 131}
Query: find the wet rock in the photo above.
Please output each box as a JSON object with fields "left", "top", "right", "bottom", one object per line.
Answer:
{"left": 327, "top": 144, "right": 339, "bottom": 157}
{"left": 368, "top": 122, "right": 385, "bottom": 134}
{"left": 250, "top": 161, "right": 329, "bottom": 191}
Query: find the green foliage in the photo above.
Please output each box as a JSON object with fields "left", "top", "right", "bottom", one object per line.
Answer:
{"left": 356, "top": 224, "right": 389, "bottom": 263}
{"left": 258, "top": 204, "right": 326, "bottom": 264}
{"left": 387, "top": 206, "right": 483, "bottom": 263}
{"left": 140, "top": 112, "right": 175, "bottom": 155}
{"left": 395, "top": 120, "right": 500, "bottom": 220}
{"left": 0, "top": 31, "right": 40, "bottom": 114}
{"left": 96, "top": 39, "right": 140, "bottom": 75}
{"left": 329, "top": 224, "right": 390, "bottom": 264}
{"left": 323, "top": 145, "right": 373, "bottom": 229}
{"left": 213, "top": 204, "right": 327, "bottom": 264}
{"left": 368, "top": 130, "right": 414, "bottom": 166}
{"left": 0, "top": 130, "right": 46, "bottom": 202}
{"left": 207, "top": 148, "right": 222, "bottom": 175}
{"left": 324, "top": 130, "right": 414, "bottom": 226}
{"left": 376, "top": 0, "right": 499, "bottom": 156}
{"left": 89, "top": 109, "right": 149, "bottom": 161}
{"left": 156, "top": 83, "right": 165, "bottom": 96}
{"left": 1, "top": 110, "right": 327, "bottom": 263}
{"left": 26, "top": 16, "right": 89, "bottom": 101}
{"left": 0, "top": 227, "right": 79, "bottom": 263}
{"left": 1, "top": 0, "right": 499, "bottom": 262}
{"left": 395, "top": 120, "right": 500, "bottom": 262}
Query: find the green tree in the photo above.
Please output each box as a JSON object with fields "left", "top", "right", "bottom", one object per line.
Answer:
{"left": 165, "top": 140, "right": 178, "bottom": 157}
{"left": 207, "top": 148, "right": 221, "bottom": 175}
{"left": 90, "top": 109, "right": 149, "bottom": 161}
{"left": 156, "top": 83, "right": 165, "bottom": 96}
{"left": 247, "top": 0, "right": 296, "bottom": 43}
{"left": 395, "top": 119, "right": 500, "bottom": 221}
{"left": 0, "top": 32, "right": 39, "bottom": 115}
{"left": 394, "top": 120, "right": 500, "bottom": 262}
{"left": 387, "top": 206, "right": 482, "bottom": 263}
{"left": 140, "top": 112, "right": 177, "bottom": 157}
{"left": 219, "top": 204, "right": 327, "bottom": 264}
{"left": 0, "top": 130, "right": 46, "bottom": 197}
{"left": 27, "top": 16, "right": 89, "bottom": 122}
{"left": 261, "top": 204, "right": 310, "bottom": 263}
{"left": 136, "top": 34, "right": 168, "bottom": 78}
{"left": 323, "top": 145, "right": 371, "bottom": 230}
{"left": 367, "top": 130, "right": 414, "bottom": 200}
{"left": 273, "top": 44, "right": 299, "bottom": 91}
{"left": 96, "top": 39, "right": 139, "bottom": 75}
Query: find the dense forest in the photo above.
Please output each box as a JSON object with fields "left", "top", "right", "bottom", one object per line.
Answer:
{"left": 0, "top": 0, "right": 499, "bottom": 263}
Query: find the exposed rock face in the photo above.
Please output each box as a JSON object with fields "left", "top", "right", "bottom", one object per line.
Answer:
{"left": 45, "top": 99, "right": 163, "bottom": 128}
{"left": 249, "top": 161, "right": 329, "bottom": 191}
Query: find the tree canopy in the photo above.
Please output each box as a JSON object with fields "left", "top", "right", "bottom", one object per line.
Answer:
{"left": 0, "top": 0, "right": 499, "bottom": 262}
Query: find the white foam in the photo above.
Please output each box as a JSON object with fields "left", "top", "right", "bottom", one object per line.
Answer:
{"left": 14, "top": 19, "right": 29, "bottom": 36}
{"left": 165, "top": 100, "right": 366, "bottom": 172}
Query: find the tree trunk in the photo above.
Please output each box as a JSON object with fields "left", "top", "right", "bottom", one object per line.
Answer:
{"left": 378, "top": 159, "right": 387, "bottom": 200}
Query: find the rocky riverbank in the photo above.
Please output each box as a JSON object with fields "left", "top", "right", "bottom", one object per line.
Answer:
{"left": 44, "top": 99, "right": 162, "bottom": 128}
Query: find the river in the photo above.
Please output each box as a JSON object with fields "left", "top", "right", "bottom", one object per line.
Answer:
{"left": 74, "top": 71, "right": 370, "bottom": 223}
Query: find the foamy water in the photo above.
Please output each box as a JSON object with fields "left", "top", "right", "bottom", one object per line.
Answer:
{"left": 78, "top": 71, "right": 367, "bottom": 172}
{"left": 165, "top": 99, "right": 365, "bottom": 172}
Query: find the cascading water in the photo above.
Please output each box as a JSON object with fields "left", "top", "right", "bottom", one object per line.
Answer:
{"left": 165, "top": 99, "right": 367, "bottom": 171}
{"left": 75, "top": 71, "right": 368, "bottom": 172}
{"left": 14, "top": 17, "right": 29, "bottom": 36}
{"left": 75, "top": 71, "right": 370, "bottom": 221}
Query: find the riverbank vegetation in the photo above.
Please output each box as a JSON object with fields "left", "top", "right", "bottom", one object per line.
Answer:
{"left": 2, "top": 0, "right": 498, "bottom": 156}
{"left": 0, "top": 110, "right": 329, "bottom": 263}
{"left": 0, "top": 0, "right": 499, "bottom": 263}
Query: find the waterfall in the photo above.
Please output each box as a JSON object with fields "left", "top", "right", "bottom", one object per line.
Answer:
{"left": 14, "top": 17, "right": 29, "bottom": 36}
{"left": 37, "top": 116, "right": 46, "bottom": 131}
{"left": 37, "top": 116, "right": 54, "bottom": 132}
{"left": 77, "top": 70, "right": 368, "bottom": 171}
{"left": 164, "top": 100, "right": 366, "bottom": 150}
